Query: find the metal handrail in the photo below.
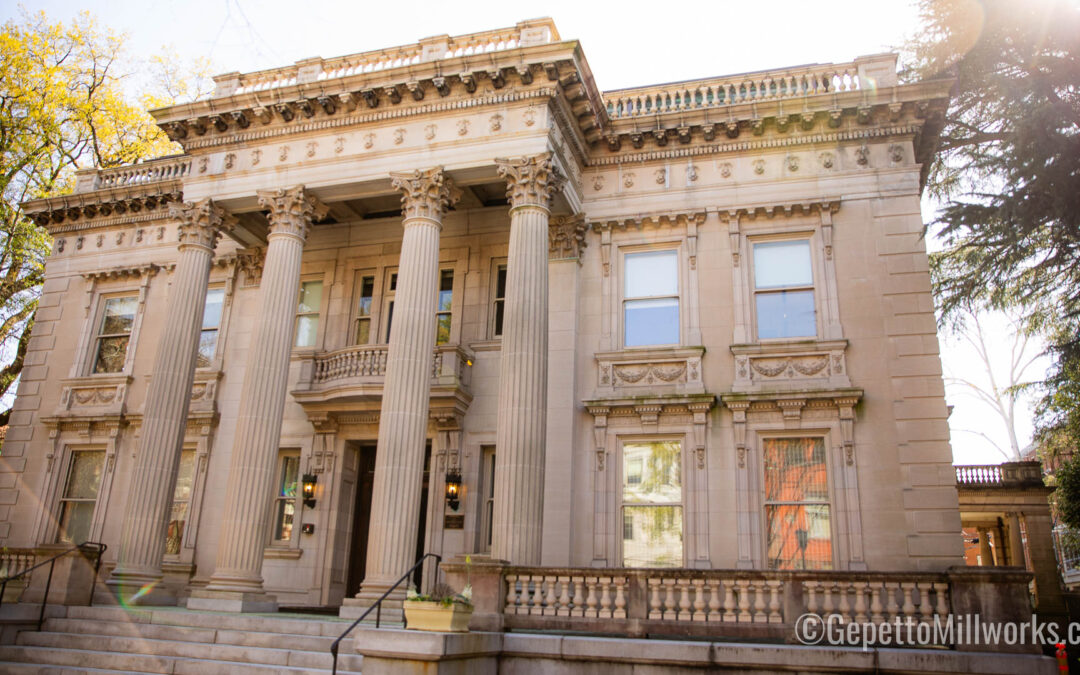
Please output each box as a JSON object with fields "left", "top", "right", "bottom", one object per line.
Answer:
{"left": 0, "top": 541, "right": 107, "bottom": 631}
{"left": 330, "top": 552, "right": 441, "bottom": 675}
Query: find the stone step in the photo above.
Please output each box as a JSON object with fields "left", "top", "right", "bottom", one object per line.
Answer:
{"left": 16, "top": 631, "right": 363, "bottom": 672}
{"left": 0, "top": 644, "right": 362, "bottom": 675}
{"left": 0, "top": 664, "right": 146, "bottom": 675}
{"left": 66, "top": 605, "right": 352, "bottom": 638}
{"left": 43, "top": 617, "right": 338, "bottom": 652}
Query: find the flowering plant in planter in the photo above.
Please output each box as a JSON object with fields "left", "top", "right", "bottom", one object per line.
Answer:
{"left": 404, "top": 582, "right": 474, "bottom": 632}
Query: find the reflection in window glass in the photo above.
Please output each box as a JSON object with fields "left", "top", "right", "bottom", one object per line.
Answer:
{"left": 196, "top": 288, "right": 225, "bottom": 368}
{"left": 622, "top": 441, "right": 683, "bottom": 567}
{"left": 763, "top": 437, "right": 832, "bottom": 570}
{"left": 624, "top": 250, "right": 679, "bottom": 347}
{"left": 57, "top": 450, "right": 105, "bottom": 543}
{"left": 93, "top": 296, "right": 138, "bottom": 373}
{"left": 295, "top": 281, "right": 323, "bottom": 347}
{"left": 274, "top": 454, "right": 300, "bottom": 541}
{"left": 355, "top": 276, "right": 374, "bottom": 345}
{"left": 753, "top": 240, "right": 816, "bottom": 339}
{"left": 492, "top": 264, "right": 507, "bottom": 337}
{"left": 436, "top": 270, "right": 453, "bottom": 345}
{"left": 166, "top": 449, "right": 196, "bottom": 555}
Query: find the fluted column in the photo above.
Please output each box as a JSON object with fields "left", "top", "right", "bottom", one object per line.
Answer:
{"left": 490, "top": 153, "right": 563, "bottom": 565}
{"left": 188, "top": 186, "right": 327, "bottom": 613}
{"left": 345, "top": 168, "right": 459, "bottom": 616}
{"left": 108, "top": 199, "right": 233, "bottom": 605}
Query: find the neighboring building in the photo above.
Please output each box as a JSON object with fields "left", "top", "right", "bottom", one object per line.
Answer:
{"left": 5, "top": 18, "right": 970, "bottom": 620}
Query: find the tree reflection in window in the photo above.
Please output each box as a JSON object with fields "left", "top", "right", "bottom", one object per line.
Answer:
{"left": 622, "top": 441, "right": 683, "bottom": 567}
{"left": 763, "top": 437, "right": 832, "bottom": 570}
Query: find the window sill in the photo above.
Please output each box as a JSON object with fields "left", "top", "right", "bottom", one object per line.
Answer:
{"left": 263, "top": 546, "right": 303, "bottom": 560}
{"left": 469, "top": 339, "right": 501, "bottom": 352}
{"left": 56, "top": 374, "right": 133, "bottom": 416}
{"left": 595, "top": 346, "right": 706, "bottom": 395}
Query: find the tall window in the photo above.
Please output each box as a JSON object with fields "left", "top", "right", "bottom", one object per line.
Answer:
{"left": 196, "top": 288, "right": 225, "bottom": 368}
{"left": 273, "top": 451, "right": 301, "bottom": 542}
{"left": 57, "top": 450, "right": 105, "bottom": 543}
{"left": 165, "top": 448, "right": 195, "bottom": 555}
{"left": 491, "top": 264, "right": 507, "bottom": 338}
{"left": 354, "top": 275, "right": 374, "bottom": 345}
{"left": 763, "top": 437, "right": 832, "bottom": 570}
{"left": 624, "top": 250, "right": 679, "bottom": 347}
{"left": 621, "top": 441, "right": 683, "bottom": 567}
{"left": 295, "top": 281, "right": 323, "bottom": 348}
{"left": 384, "top": 272, "right": 397, "bottom": 341}
{"left": 93, "top": 296, "right": 138, "bottom": 373}
{"left": 436, "top": 270, "right": 453, "bottom": 345}
{"left": 479, "top": 446, "right": 496, "bottom": 551}
{"left": 753, "top": 240, "right": 816, "bottom": 339}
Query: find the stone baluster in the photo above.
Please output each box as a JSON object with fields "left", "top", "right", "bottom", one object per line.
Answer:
{"left": 490, "top": 153, "right": 564, "bottom": 565}
{"left": 544, "top": 576, "right": 558, "bottom": 616}
{"left": 723, "top": 580, "right": 737, "bottom": 622}
{"left": 870, "top": 582, "right": 884, "bottom": 623}
{"left": 599, "top": 577, "right": 612, "bottom": 618}
{"left": 737, "top": 579, "right": 751, "bottom": 622}
{"left": 900, "top": 582, "right": 916, "bottom": 619}
{"left": 613, "top": 578, "right": 627, "bottom": 619}
{"left": 505, "top": 574, "right": 519, "bottom": 614}
{"left": 189, "top": 187, "right": 326, "bottom": 613}
{"left": 108, "top": 199, "right": 234, "bottom": 605}
{"left": 933, "top": 582, "right": 949, "bottom": 619}
{"left": 805, "top": 581, "right": 820, "bottom": 614}
{"left": 854, "top": 582, "right": 868, "bottom": 623}
{"left": 573, "top": 577, "right": 585, "bottom": 616}
{"left": 530, "top": 575, "right": 545, "bottom": 615}
{"left": 692, "top": 579, "right": 707, "bottom": 621}
{"left": 917, "top": 582, "right": 934, "bottom": 623}
{"left": 752, "top": 580, "right": 767, "bottom": 623}
{"left": 708, "top": 580, "right": 722, "bottom": 621}
{"left": 345, "top": 168, "right": 460, "bottom": 616}
{"left": 648, "top": 578, "right": 662, "bottom": 619}
{"left": 837, "top": 582, "right": 852, "bottom": 622}
{"left": 585, "top": 577, "right": 599, "bottom": 617}
{"left": 557, "top": 576, "right": 571, "bottom": 616}
{"left": 663, "top": 578, "right": 678, "bottom": 621}
{"left": 767, "top": 580, "right": 783, "bottom": 623}
{"left": 885, "top": 582, "right": 900, "bottom": 619}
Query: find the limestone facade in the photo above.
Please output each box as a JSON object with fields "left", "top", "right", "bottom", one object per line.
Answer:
{"left": 5, "top": 18, "right": 961, "bottom": 609}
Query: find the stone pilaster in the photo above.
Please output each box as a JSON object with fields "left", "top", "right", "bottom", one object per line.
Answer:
{"left": 490, "top": 153, "right": 563, "bottom": 565}
{"left": 188, "top": 186, "right": 327, "bottom": 613}
{"left": 108, "top": 199, "right": 233, "bottom": 605}
{"left": 343, "top": 168, "right": 459, "bottom": 617}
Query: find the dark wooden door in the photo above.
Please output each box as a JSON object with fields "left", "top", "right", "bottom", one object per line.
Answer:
{"left": 346, "top": 444, "right": 377, "bottom": 598}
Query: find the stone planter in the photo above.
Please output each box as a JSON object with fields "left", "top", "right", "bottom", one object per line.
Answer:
{"left": 404, "top": 601, "right": 473, "bottom": 632}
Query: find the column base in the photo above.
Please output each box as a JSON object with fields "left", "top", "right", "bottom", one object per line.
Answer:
{"left": 105, "top": 572, "right": 178, "bottom": 607}
{"left": 186, "top": 588, "right": 278, "bottom": 613}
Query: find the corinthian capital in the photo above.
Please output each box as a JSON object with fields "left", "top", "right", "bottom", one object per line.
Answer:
{"left": 170, "top": 198, "right": 236, "bottom": 251}
{"left": 548, "top": 214, "right": 588, "bottom": 262}
{"left": 495, "top": 152, "right": 565, "bottom": 210}
{"left": 256, "top": 186, "right": 329, "bottom": 241}
{"left": 390, "top": 167, "right": 461, "bottom": 222}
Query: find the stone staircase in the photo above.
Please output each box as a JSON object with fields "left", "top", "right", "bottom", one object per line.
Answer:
{"left": 0, "top": 605, "right": 365, "bottom": 674}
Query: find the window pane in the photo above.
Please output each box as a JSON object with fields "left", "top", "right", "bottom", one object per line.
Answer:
{"left": 623, "top": 442, "right": 681, "bottom": 503}
{"left": 64, "top": 451, "right": 105, "bottom": 499}
{"left": 625, "top": 298, "right": 679, "bottom": 346}
{"left": 58, "top": 502, "right": 95, "bottom": 544}
{"left": 763, "top": 437, "right": 828, "bottom": 503}
{"left": 755, "top": 290, "right": 816, "bottom": 339}
{"left": 438, "top": 270, "right": 454, "bottom": 311}
{"left": 196, "top": 329, "right": 218, "bottom": 367}
{"left": 166, "top": 500, "right": 189, "bottom": 555}
{"left": 753, "top": 240, "right": 812, "bottom": 289}
{"left": 436, "top": 313, "right": 452, "bottom": 346}
{"left": 493, "top": 301, "right": 505, "bottom": 337}
{"left": 202, "top": 288, "right": 225, "bottom": 329}
{"left": 622, "top": 505, "right": 683, "bottom": 568}
{"left": 295, "top": 316, "right": 319, "bottom": 347}
{"left": 275, "top": 500, "right": 295, "bottom": 541}
{"left": 625, "top": 250, "right": 678, "bottom": 298}
{"left": 298, "top": 281, "right": 323, "bottom": 314}
{"left": 279, "top": 456, "right": 300, "bottom": 498}
{"left": 94, "top": 336, "right": 129, "bottom": 373}
{"left": 766, "top": 504, "right": 832, "bottom": 570}
{"left": 356, "top": 318, "right": 370, "bottom": 345}
{"left": 100, "top": 297, "right": 137, "bottom": 335}
{"left": 173, "top": 449, "right": 196, "bottom": 502}
{"left": 496, "top": 266, "right": 507, "bottom": 298}
{"left": 357, "top": 276, "right": 374, "bottom": 316}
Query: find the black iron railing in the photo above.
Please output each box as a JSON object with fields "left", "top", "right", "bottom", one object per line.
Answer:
{"left": 0, "top": 541, "right": 107, "bottom": 631}
{"left": 330, "top": 552, "right": 441, "bottom": 675}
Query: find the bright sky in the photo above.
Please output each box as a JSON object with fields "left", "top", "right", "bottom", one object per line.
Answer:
{"left": 6, "top": 0, "right": 1038, "bottom": 465}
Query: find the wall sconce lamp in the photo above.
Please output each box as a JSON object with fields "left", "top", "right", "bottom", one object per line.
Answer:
{"left": 302, "top": 473, "right": 318, "bottom": 509}
{"left": 445, "top": 470, "right": 462, "bottom": 510}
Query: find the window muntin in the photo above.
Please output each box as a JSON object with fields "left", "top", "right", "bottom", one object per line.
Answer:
{"left": 165, "top": 448, "right": 195, "bottom": 555}
{"left": 354, "top": 275, "right": 375, "bottom": 345}
{"left": 762, "top": 437, "right": 832, "bottom": 570}
{"left": 624, "top": 250, "right": 679, "bottom": 347}
{"left": 621, "top": 441, "right": 683, "bottom": 567}
{"left": 273, "top": 452, "right": 300, "bottom": 542}
{"left": 196, "top": 288, "right": 225, "bottom": 368}
{"left": 491, "top": 264, "right": 507, "bottom": 338}
{"left": 92, "top": 296, "right": 138, "bottom": 373}
{"left": 57, "top": 450, "right": 105, "bottom": 543}
{"left": 294, "top": 281, "right": 323, "bottom": 348}
{"left": 753, "top": 240, "right": 816, "bottom": 339}
{"left": 436, "top": 270, "right": 454, "bottom": 346}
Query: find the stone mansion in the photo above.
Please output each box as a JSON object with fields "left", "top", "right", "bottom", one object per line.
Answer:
{"left": 5, "top": 17, "right": 977, "bottom": 624}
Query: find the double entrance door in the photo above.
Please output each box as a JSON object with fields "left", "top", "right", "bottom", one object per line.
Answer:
{"left": 345, "top": 442, "right": 431, "bottom": 598}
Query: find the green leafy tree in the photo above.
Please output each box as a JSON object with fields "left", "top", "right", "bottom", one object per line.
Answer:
{"left": 0, "top": 11, "right": 209, "bottom": 425}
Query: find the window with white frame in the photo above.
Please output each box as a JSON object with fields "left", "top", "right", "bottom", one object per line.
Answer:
{"left": 478, "top": 445, "right": 496, "bottom": 552}
{"left": 92, "top": 295, "right": 138, "bottom": 373}
{"left": 762, "top": 437, "right": 832, "bottom": 570}
{"left": 621, "top": 440, "right": 683, "bottom": 567}
{"left": 294, "top": 280, "right": 323, "bottom": 348}
{"left": 490, "top": 263, "right": 507, "bottom": 338}
{"left": 165, "top": 448, "right": 196, "bottom": 555}
{"left": 272, "top": 450, "right": 301, "bottom": 542}
{"left": 752, "top": 240, "right": 816, "bottom": 339}
{"left": 623, "top": 250, "right": 679, "bottom": 347}
{"left": 354, "top": 274, "right": 375, "bottom": 345}
{"left": 56, "top": 449, "right": 106, "bottom": 543}
{"left": 196, "top": 288, "right": 225, "bottom": 368}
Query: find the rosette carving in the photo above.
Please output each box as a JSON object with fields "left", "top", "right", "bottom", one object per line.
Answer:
{"left": 389, "top": 167, "right": 461, "bottom": 222}
{"left": 170, "top": 198, "right": 236, "bottom": 251}
{"left": 257, "top": 186, "right": 329, "bottom": 240}
{"left": 495, "top": 152, "right": 565, "bottom": 210}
